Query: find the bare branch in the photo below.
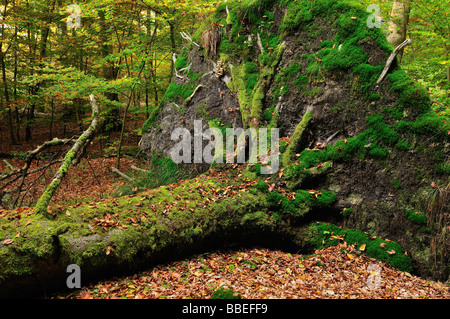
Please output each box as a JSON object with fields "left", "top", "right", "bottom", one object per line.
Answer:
{"left": 35, "top": 95, "right": 100, "bottom": 218}
{"left": 184, "top": 85, "right": 203, "bottom": 105}
{"left": 111, "top": 166, "right": 134, "bottom": 182}
{"left": 180, "top": 31, "right": 200, "bottom": 47}
{"left": 376, "top": 38, "right": 412, "bottom": 85}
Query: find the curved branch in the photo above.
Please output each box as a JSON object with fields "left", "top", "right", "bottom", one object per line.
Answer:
{"left": 376, "top": 38, "right": 412, "bottom": 85}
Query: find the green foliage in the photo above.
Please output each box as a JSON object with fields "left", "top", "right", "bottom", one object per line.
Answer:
{"left": 353, "top": 63, "right": 384, "bottom": 94}
{"left": 208, "top": 118, "right": 232, "bottom": 151}
{"left": 264, "top": 188, "right": 336, "bottom": 216}
{"left": 115, "top": 155, "right": 188, "bottom": 197}
{"left": 395, "top": 139, "right": 412, "bottom": 151}
{"left": 342, "top": 207, "right": 354, "bottom": 217}
{"left": 435, "top": 162, "right": 450, "bottom": 175}
{"left": 387, "top": 70, "right": 431, "bottom": 116}
{"left": 310, "top": 223, "right": 413, "bottom": 272}
{"left": 162, "top": 82, "right": 196, "bottom": 104}
{"left": 404, "top": 210, "right": 427, "bottom": 226}
{"left": 294, "top": 190, "right": 337, "bottom": 208}
{"left": 280, "top": 0, "right": 337, "bottom": 32}
{"left": 282, "top": 111, "right": 313, "bottom": 168}
{"left": 253, "top": 180, "right": 269, "bottom": 193}
{"left": 284, "top": 113, "right": 404, "bottom": 183}
{"left": 395, "top": 111, "right": 450, "bottom": 141}
{"left": 366, "top": 114, "right": 399, "bottom": 145}
{"left": 391, "top": 179, "right": 401, "bottom": 189}
{"left": 368, "top": 146, "right": 389, "bottom": 159}
{"left": 210, "top": 286, "right": 242, "bottom": 299}
{"left": 174, "top": 56, "right": 189, "bottom": 70}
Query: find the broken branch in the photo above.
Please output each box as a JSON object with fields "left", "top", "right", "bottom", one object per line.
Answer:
{"left": 111, "top": 166, "right": 134, "bottom": 182}
{"left": 184, "top": 84, "right": 203, "bottom": 105}
{"left": 376, "top": 38, "right": 412, "bottom": 85}
{"left": 35, "top": 95, "right": 99, "bottom": 218}
{"left": 180, "top": 31, "right": 200, "bottom": 47}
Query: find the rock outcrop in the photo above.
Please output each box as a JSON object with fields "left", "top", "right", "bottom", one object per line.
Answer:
{"left": 141, "top": 0, "right": 449, "bottom": 281}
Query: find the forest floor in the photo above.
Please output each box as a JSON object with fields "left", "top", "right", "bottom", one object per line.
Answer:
{"left": 54, "top": 244, "right": 450, "bottom": 299}
{"left": 1, "top": 115, "right": 449, "bottom": 299}
{"left": 0, "top": 114, "right": 144, "bottom": 207}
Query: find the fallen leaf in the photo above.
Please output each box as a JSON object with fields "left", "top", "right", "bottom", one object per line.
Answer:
{"left": 2, "top": 239, "right": 13, "bottom": 246}
{"left": 359, "top": 244, "right": 366, "bottom": 251}
{"left": 268, "top": 183, "right": 275, "bottom": 192}
{"left": 172, "top": 272, "right": 181, "bottom": 280}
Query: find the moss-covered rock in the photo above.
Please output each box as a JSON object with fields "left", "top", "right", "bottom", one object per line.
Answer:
{"left": 138, "top": 0, "right": 449, "bottom": 282}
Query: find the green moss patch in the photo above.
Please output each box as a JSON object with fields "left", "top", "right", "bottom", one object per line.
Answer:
{"left": 310, "top": 223, "right": 413, "bottom": 272}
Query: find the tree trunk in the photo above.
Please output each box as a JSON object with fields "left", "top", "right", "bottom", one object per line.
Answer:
{"left": 446, "top": 45, "right": 450, "bottom": 84}
{"left": 1, "top": 0, "right": 17, "bottom": 145}
{"left": 1, "top": 51, "right": 17, "bottom": 145}
{"left": 387, "top": 0, "right": 411, "bottom": 64}
{"left": 98, "top": 8, "right": 122, "bottom": 133}
{"left": 168, "top": 21, "right": 176, "bottom": 82}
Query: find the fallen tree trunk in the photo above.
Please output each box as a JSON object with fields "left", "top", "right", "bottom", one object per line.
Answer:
{"left": 0, "top": 172, "right": 324, "bottom": 298}
{"left": 34, "top": 95, "right": 99, "bottom": 218}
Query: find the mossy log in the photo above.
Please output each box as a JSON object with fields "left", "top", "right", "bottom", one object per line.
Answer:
{"left": 0, "top": 171, "right": 323, "bottom": 298}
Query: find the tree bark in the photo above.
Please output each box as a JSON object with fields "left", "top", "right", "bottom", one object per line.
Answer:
{"left": 387, "top": 0, "right": 411, "bottom": 64}
{"left": 1, "top": 0, "right": 17, "bottom": 145}
{"left": 98, "top": 8, "right": 122, "bottom": 133}
{"left": 446, "top": 45, "right": 450, "bottom": 84}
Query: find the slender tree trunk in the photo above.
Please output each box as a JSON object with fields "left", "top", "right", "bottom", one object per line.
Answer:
{"left": 13, "top": 6, "right": 20, "bottom": 143}
{"left": 446, "top": 45, "right": 450, "bottom": 84}
{"left": 387, "top": 0, "right": 411, "bottom": 64}
{"left": 98, "top": 8, "right": 121, "bottom": 134}
{"left": 1, "top": 0, "right": 17, "bottom": 145}
{"left": 49, "top": 99, "right": 54, "bottom": 139}
{"left": 1, "top": 50, "right": 17, "bottom": 145}
{"left": 168, "top": 21, "right": 176, "bottom": 82}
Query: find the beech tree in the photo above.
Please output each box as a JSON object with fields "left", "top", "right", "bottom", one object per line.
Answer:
{"left": 387, "top": 0, "right": 411, "bottom": 63}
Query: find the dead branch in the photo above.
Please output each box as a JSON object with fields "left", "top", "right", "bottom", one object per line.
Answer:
{"left": 376, "top": 38, "right": 412, "bottom": 85}
{"left": 257, "top": 33, "right": 264, "bottom": 54}
{"left": 131, "top": 165, "right": 150, "bottom": 174}
{"left": 184, "top": 85, "right": 203, "bottom": 105}
{"left": 201, "top": 27, "right": 221, "bottom": 58}
{"left": 111, "top": 166, "right": 134, "bottom": 182}
{"left": 180, "top": 31, "right": 200, "bottom": 47}
{"left": 0, "top": 137, "right": 74, "bottom": 208}
{"left": 35, "top": 95, "right": 99, "bottom": 218}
